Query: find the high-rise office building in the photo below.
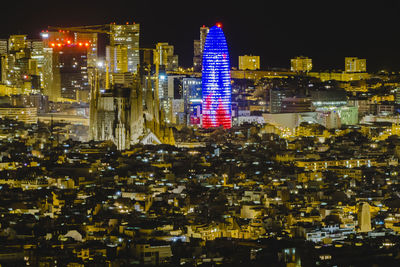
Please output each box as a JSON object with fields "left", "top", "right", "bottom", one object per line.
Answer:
{"left": 42, "top": 48, "right": 56, "bottom": 100}
{"left": 106, "top": 45, "right": 129, "bottom": 73}
{"left": 239, "top": 55, "right": 260, "bottom": 70}
{"left": 291, "top": 56, "right": 312, "bottom": 72}
{"left": 155, "top": 42, "right": 178, "bottom": 71}
{"left": 110, "top": 23, "right": 140, "bottom": 73}
{"left": 8, "top": 35, "right": 27, "bottom": 52}
{"left": 202, "top": 24, "right": 232, "bottom": 129}
{"left": 269, "top": 89, "right": 288, "bottom": 113}
{"left": 183, "top": 77, "right": 202, "bottom": 125}
{"left": 41, "top": 31, "right": 97, "bottom": 68}
{"left": 200, "top": 26, "right": 209, "bottom": 55}
{"left": 2, "top": 36, "right": 32, "bottom": 91}
{"left": 345, "top": 57, "right": 366, "bottom": 73}
{"left": 41, "top": 31, "right": 95, "bottom": 101}
{"left": 74, "top": 32, "right": 98, "bottom": 69}
{"left": 193, "top": 40, "right": 201, "bottom": 71}
{"left": 0, "top": 39, "right": 7, "bottom": 55}
{"left": 52, "top": 45, "right": 89, "bottom": 100}
{"left": 193, "top": 26, "right": 209, "bottom": 72}
{"left": 27, "top": 40, "right": 45, "bottom": 88}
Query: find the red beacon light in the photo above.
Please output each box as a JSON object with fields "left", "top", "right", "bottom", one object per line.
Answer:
{"left": 216, "top": 22, "right": 222, "bottom": 28}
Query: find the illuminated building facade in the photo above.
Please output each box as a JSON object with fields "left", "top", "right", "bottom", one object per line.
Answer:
{"left": 345, "top": 57, "right": 366, "bottom": 73}
{"left": 0, "top": 107, "right": 37, "bottom": 124}
{"left": 193, "top": 26, "right": 209, "bottom": 72}
{"left": 0, "top": 39, "right": 7, "bottom": 55}
{"left": 269, "top": 89, "right": 288, "bottom": 113}
{"left": 291, "top": 56, "right": 312, "bottom": 72}
{"left": 45, "top": 43, "right": 89, "bottom": 101}
{"left": 358, "top": 202, "right": 372, "bottom": 232}
{"left": 110, "top": 24, "right": 140, "bottom": 73}
{"left": 201, "top": 24, "right": 232, "bottom": 129}
{"left": 106, "top": 45, "right": 129, "bottom": 73}
{"left": 155, "top": 42, "right": 178, "bottom": 71}
{"left": 41, "top": 31, "right": 93, "bottom": 101}
{"left": 239, "top": 55, "right": 260, "bottom": 70}
{"left": 57, "top": 45, "right": 88, "bottom": 100}
{"left": 8, "top": 35, "right": 27, "bottom": 52}
{"left": 183, "top": 77, "right": 202, "bottom": 125}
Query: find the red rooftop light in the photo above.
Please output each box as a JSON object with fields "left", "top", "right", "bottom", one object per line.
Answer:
{"left": 216, "top": 22, "right": 222, "bottom": 28}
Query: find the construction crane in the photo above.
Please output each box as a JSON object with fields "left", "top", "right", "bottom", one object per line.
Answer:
{"left": 47, "top": 24, "right": 112, "bottom": 35}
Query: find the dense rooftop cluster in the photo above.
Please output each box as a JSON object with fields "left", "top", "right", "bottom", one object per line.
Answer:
{"left": 1, "top": 119, "right": 400, "bottom": 266}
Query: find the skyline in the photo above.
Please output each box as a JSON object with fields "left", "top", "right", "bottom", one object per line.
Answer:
{"left": 3, "top": 1, "right": 400, "bottom": 265}
{"left": 2, "top": 1, "right": 400, "bottom": 71}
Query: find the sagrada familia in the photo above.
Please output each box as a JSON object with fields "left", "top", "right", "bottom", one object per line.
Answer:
{"left": 89, "top": 67, "right": 175, "bottom": 150}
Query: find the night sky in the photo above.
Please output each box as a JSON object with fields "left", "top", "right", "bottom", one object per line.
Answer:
{"left": 2, "top": 0, "right": 400, "bottom": 71}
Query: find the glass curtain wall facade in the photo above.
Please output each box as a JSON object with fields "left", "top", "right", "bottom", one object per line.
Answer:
{"left": 201, "top": 24, "right": 232, "bottom": 129}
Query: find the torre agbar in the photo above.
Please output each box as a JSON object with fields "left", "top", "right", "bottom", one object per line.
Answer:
{"left": 202, "top": 24, "right": 232, "bottom": 129}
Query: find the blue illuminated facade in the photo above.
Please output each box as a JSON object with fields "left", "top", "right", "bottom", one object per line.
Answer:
{"left": 202, "top": 24, "right": 232, "bottom": 129}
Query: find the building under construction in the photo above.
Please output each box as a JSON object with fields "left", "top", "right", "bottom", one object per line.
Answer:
{"left": 47, "top": 23, "right": 175, "bottom": 149}
{"left": 89, "top": 65, "right": 175, "bottom": 150}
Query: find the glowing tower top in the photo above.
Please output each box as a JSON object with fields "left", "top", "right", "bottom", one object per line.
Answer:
{"left": 201, "top": 23, "right": 232, "bottom": 129}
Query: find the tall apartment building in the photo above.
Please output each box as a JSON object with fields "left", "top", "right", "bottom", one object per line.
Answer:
{"left": 291, "top": 56, "right": 312, "bottom": 72}
{"left": 345, "top": 57, "right": 366, "bottom": 72}
{"left": 239, "top": 55, "right": 260, "bottom": 70}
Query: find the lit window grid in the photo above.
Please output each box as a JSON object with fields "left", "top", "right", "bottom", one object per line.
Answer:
{"left": 202, "top": 26, "right": 232, "bottom": 129}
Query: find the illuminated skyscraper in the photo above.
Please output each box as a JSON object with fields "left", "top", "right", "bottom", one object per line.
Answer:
{"left": 58, "top": 46, "right": 88, "bottom": 100}
{"left": 74, "top": 32, "right": 97, "bottom": 69}
{"left": 110, "top": 23, "right": 140, "bottom": 73}
{"left": 41, "top": 31, "right": 94, "bottom": 101}
{"left": 202, "top": 24, "right": 232, "bottom": 129}
{"left": 0, "top": 39, "right": 7, "bottom": 55}
{"left": 193, "top": 26, "right": 209, "bottom": 72}
{"left": 106, "top": 45, "right": 129, "bottom": 73}
{"left": 8, "top": 35, "right": 27, "bottom": 52}
{"left": 155, "top": 42, "right": 178, "bottom": 71}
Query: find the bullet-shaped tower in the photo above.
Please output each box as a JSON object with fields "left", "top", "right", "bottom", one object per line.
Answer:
{"left": 202, "top": 24, "right": 232, "bottom": 129}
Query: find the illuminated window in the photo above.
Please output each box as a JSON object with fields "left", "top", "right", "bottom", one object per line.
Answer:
{"left": 202, "top": 25, "right": 232, "bottom": 129}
